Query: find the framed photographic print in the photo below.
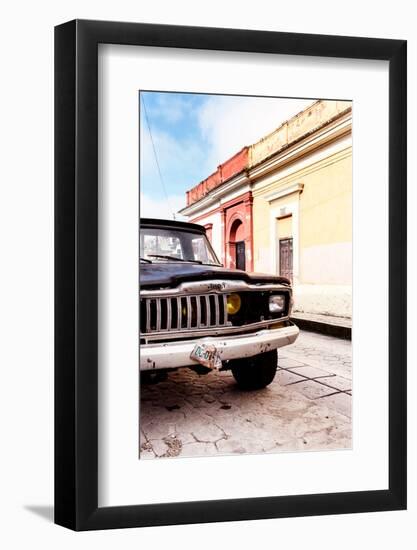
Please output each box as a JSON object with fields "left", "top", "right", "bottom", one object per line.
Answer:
{"left": 55, "top": 20, "right": 407, "bottom": 530}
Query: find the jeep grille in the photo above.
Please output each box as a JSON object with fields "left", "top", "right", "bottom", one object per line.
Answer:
{"left": 140, "top": 294, "right": 228, "bottom": 334}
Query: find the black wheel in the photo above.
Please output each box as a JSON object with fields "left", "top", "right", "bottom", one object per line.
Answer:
{"left": 140, "top": 371, "right": 168, "bottom": 385}
{"left": 230, "top": 350, "right": 278, "bottom": 390}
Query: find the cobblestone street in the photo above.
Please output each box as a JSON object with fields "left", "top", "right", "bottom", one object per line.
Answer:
{"left": 140, "top": 330, "right": 352, "bottom": 459}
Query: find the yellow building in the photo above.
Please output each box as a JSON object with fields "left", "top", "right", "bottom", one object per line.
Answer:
{"left": 251, "top": 100, "right": 352, "bottom": 318}
{"left": 181, "top": 100, "right": 352, "bottom": 318}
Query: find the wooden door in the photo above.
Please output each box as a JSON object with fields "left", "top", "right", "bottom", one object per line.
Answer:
{"left": 235, "top": 241, "right": 246, "bottom": 271}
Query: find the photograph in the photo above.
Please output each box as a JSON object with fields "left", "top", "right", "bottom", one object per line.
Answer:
{"left": 139, "top": 91, "right": 353, "bottom": 459}
{"left": 0, "top": 0, "right": 408, "bottom": 540}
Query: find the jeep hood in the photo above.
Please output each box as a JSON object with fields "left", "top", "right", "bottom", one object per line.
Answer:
{"left": 140, "top": 262, "right": 290, "bottom": 289}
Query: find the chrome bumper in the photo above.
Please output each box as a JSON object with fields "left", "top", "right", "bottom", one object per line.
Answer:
{"left": 140, "top": 323, "right": 299, "bottom": 371}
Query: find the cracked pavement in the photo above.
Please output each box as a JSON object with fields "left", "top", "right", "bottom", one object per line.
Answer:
{"left": 139, "top": 330, "right": 352, "bottom": 459}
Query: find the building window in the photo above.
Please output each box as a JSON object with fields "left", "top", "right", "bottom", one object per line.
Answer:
{"left": 279, "top": 238, "right": 293, "bottom": 282}
{"left": 276, "top": 215, "right": 293, "bottom": 281}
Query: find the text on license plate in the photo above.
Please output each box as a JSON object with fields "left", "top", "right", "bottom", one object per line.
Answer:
{"left": 190, "top": 343, "right": 222, "bottom": 370}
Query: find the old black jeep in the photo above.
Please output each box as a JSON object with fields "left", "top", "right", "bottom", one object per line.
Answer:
{"left": 140, "top": 218, "right": 299, "bottom": 390}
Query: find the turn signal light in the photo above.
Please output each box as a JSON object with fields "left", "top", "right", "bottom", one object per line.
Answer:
{"left": 227, "top": 293, "right": 241, "bottom": 315}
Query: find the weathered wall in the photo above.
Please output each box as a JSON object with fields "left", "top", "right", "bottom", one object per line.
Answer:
{"left": 293, "top": 284, "right": 352, "bottom": 317}
{"left": 299, "top": 152, "right": 352, "bottom": 257}
{"left": 249, "top": 100, "right": 351, "bottom": 168}
{"left": 186, "top": 148, "right": 248, "bottom": 206}
{"left": 253, "top": 140, "right": 352, "bottom": 317}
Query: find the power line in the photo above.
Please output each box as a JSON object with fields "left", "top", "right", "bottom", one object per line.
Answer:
{"left": 141, "top": 95, "right": 176, "bottom": 220}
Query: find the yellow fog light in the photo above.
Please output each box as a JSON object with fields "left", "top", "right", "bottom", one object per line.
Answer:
{"left": 227, "top": 293, "right": 241, "bottom": 315}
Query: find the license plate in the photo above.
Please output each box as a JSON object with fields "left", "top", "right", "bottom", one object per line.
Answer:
{"left": 190, "top": 343, "right": 222, "bottom": 370}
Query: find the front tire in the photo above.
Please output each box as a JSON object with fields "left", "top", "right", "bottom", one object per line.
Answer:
{"left": 230, "top": 350, "right": 278, "bottom": 390}
{"left": 140, "top": 371, "right": 168, "bottom": 385}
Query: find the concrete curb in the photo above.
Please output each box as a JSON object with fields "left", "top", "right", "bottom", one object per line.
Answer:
{"left": 290, "top": 315, "right": 351, "bottom": 340}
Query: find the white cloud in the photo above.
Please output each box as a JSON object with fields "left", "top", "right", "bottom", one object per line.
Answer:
{"left": 140, "top": 192, "right": 187, "bottom": 221}
{"left": 197, "top": 96, "right": 314, "bottom": 171}
{"left": 145, "top": 93, "right": 190, "bottom": 124}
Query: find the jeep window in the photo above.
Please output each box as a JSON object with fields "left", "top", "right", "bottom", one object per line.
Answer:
{"left": 140, "top": 227, "right": 221, "bottom": 265}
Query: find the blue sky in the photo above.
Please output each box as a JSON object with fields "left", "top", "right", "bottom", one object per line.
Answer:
{"left": 140, "top": 91, "right": 313, "bottom": 219}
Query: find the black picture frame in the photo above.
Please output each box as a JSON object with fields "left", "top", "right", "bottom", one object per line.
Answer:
{"left": 55, "top": 19, "right": 407, "bottom": 531}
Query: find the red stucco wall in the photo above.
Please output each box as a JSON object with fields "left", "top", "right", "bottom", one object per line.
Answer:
{"left": 186, "top": 147, "right": 248, "bottom": 206}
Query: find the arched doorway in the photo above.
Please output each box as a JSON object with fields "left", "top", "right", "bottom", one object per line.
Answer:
{"left": 229, "top": 218, "right": 246, "bottom": 270}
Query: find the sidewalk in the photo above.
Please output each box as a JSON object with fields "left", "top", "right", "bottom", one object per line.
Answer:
{"left": 290, "top": 312, "right": 352, "bottom": 340}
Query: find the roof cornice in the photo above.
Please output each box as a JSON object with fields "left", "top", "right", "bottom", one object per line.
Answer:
{"left": 249, "top": 110, "right": 351, "bottom": 182}
{"left": 179, "top": 172, "right": 250, "bottom": 216}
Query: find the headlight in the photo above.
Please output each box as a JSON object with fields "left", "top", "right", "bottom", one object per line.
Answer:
{"left": 227, "top": 293, "right": 241, "bottom": 315}
{"left": 269, "top": 294, "right": 285, "bottom": 313}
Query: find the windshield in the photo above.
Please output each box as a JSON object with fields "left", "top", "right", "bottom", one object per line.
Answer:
{"left": 140, "top": 226, "right": 221, "bottom": 265}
